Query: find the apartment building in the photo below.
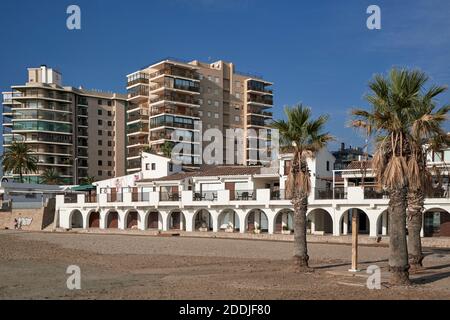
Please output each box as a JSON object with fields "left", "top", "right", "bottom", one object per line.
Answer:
{"left": 1, "top": 66, "right": 127, "bottom": 185}
{"left": 125, "top": 58, "right": 274, "bottom": 173}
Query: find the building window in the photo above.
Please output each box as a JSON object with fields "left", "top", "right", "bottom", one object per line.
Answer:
{"left": 108, "top": 151, "right": 112, "bottom": 156}
{"left": 98, "top": 130, "right": 102, "bottom": 136}
{"left": 234, "top": 116, "right": 240, "bottom": 122}
{"left": 98, "top": 171, "right": 102, "bottom": 176}
{"left": 108, "top": 171, "right": 112, "bottom": 177}
{"left": 169, "top": 163, "right": 173, "bottom": 172}
{"left": 236, "top": 93, "right": 241, "bottom": 99}
{"left": 108, "top": 161, "right": 112, "bottom": 166}
{"left": 108, "top": 121, "right": 112, "bottom": 127}
{"left": 208, "top": 75, "right": 212, "bottom": 81}
{"left": 208, "top": 100, "right": 212, "bottom": 105}
{"left": 199, "top": 99, "right": 203, "bottom": 105}
{"left": 207, "top": 112, "right": 211, "bottom": 117}
{"left": 98, "top": 119, "right": 103, "bottom": 125}
{"left": 214, "top": 101, "right": 219, "bottom": 107}
{"left": 108, "top": 131, "right": 112, "bottom": 137}
{"left": 98, "top": 100, "right": 103, "bottom": 105}
{"left": 151, "top": 163, "right": 156, "bottom": 170}
{"left": 107, "top": 101, "right": 112, "bottom": 106}
{"left": 108, "top": 111, "right": 112, "bottom": 116}
{"left": 214, "top": 89, "right": 219, "bottom": 95}
{"left": 199, "top": 111, "right": 203, "bottom": 117}
{"left": 207, "top": 87, "right": 212, "bottom": 94}
{"left": 215, "top": 77, "right": 220, "bottom": 83}
{"left": 146, "top": 163, "right": 150, "bottom": 170}
{"left": 199, "top": 74, "right": 204, "bottom": 80}
{"left": 214, "top": 113, "right": 219, "bottom": 119}
{"left": 98, "top": 160, "right": 103, "bottom": 166}
{"left": 326, "top": 161, "right": 330, "bottom": 171}
{"left": 108, "top": 141, "right": 112, "bottom": 147}
{"left": 98, "top": 140, "right": 103, "bottom": 146}
{"left": 98, "top": 150, "right": 102, "bottom": 156}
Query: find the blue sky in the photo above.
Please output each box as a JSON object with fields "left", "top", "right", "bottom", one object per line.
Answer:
{"left": 1, "top": 0, "right": 449, "bottom": 152}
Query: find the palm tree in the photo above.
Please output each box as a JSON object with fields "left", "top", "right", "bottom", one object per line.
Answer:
{"left": 352, "top": 68, "right": 435, "bottom": 285}
{"left": 161, "top": 141, "right": 174, "bottom": 158}
{"left": 407, "top": 90, "right": 449, "bottom": 270}
{"left": 81, "top": 176, "right": 96, "bottom": 185}
{"left": 1, "top": 142, "right": 38, "bottom": 183}
{"left": 272, "top": 105, "right": 333, "bottom": 272}
{"left": 41, "top": 168, "right": 61, "bottom": 185}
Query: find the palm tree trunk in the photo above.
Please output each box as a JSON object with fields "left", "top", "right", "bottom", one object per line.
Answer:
{"left": 19, "top": 170, "right": 23, "bottom": 183}
{"left": 292, "top": 193, "right": 311, "bottom": 272}
{"left": 388, "top": 186, "right": 411, "bottom": 285}
{"left": 407, "top": 189, "right": 425, "bottom": 270}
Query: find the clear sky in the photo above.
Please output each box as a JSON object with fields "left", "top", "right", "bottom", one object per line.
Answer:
{"left": 1, "top": 0, "right": 449, "bottom": 152}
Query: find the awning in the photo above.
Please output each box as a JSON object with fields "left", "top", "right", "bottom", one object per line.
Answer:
{"left": 70, "top": 185, "right": 96, "bottom": 192}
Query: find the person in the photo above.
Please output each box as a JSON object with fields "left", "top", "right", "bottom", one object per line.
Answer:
{"left": 14, "top": 218, "right": 18, "bottom": 230}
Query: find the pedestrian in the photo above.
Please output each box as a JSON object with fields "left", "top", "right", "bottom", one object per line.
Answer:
{"left": 14, "top": 218, "right": 18, "bottom": 230}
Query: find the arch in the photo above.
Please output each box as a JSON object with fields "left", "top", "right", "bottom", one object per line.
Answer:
{"left": 307, "top": 208, "right": 333, "bottom": 235}
{"left": 274, "top": 209, "right": 294, "bottom": 234}
{"left": 376, "top": 210, "right": 389, "bottom": 236}
{"left": 245, "top": 209, "right": 268, "bottom": 234}
{"left": 424, "top": 208, "right": 450, "bottom": 237}
{"left": 168, "top": 210, "right": 186, "bottom": 231}
{"left": 106, "top": 210, "right": 119, "bottom": 229}
{"left": 193, "top": 209, "right": 213, "bottom": 231}
{"left": 146, "top": 210, "right": 162, "bottom": 230}
{"left": 218, "top": 209, "right": 240, "bottom": 232}
{"left": 339, "top": 208, "right": 370, "bottom": 235}
{"left": 87, "top": 210, "right": 100, "bottom": 228}
{"left": 125, "top": 210, "right": 139, "bottom": 229}
{"left": 70, "top": 210, "right": 83, "bottom": 229}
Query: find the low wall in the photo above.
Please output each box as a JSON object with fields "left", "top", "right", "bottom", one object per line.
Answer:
{"left": 0, "top": 199, "right": 56, "bottom": 231}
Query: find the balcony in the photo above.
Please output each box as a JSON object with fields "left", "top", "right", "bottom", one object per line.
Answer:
{"left": 85, "top": 194, "right": 97, "bottom": 203}
{"left": 160, "top": 192, "right": 180, "bottom": 202}
{"left": 230, "top": 190, "right": 257, "bottom": 201}
{"left": 150, "top": 105, "right": 200, "bottom": 118}
{"left": 270, "top": 189, "right": 292, "bottom": 201}
{"left": 127, "top": 123, "right": 149, "bottom": 135}
{"left": 364, "top": 187, "right": 390, "bottom": 199}
{"left": 127, "top": 86, "right": 149, "bottom": 101}
{"left": 247, "top": 80, "right": 273, "bottom": 94}
{"left": 107, "top": 193, "right": 123, "bottom": 203}
{"left": 150, "top": 120, "right": 195, "bottom": 130}
{"left": 247, "top": 107, "right": 273, "bottom": 117}
{"left": 127, "top": 76, "right": 150, "bottom": 88}
{"left": 247, "top": 95, "right": 273, "bottom": 106}
{"left": 64, "top": 194, "right": 78, "bottom": 204}
{"left": 314, "top": 188, "right": 348, "bottom": 200}
{"left": 247, "top": 117, "right": 272, "bottom": 128}
{"left": 193, "top": 191, "right": 218, "bottom": 201}
{"left": 150, "top": 94, "right": 200, "bottom": 106}
{"left": 127, "top": 112, "right": 149, "bottom": 123}
{"left": 148, "top": 67, "right": 200, "bottom": 81}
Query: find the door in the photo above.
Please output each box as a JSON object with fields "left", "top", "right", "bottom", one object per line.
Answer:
{"left": 171, "top": 212, "right": 181, "bottom": 230}
{"left": 127, "top": 211, "right": 138, "bottom": 229}
{"left": 132, "top": 187, "right": 139, "bottom": 202}
{"left": 247, "top": 212, "right": 255, "bottom": 232}
{"left": 148, "top": 212, "right": 159, "bottom": 229}
{"left": 110, "top": 188, "right": 117, "bottom": 202}
{"left": 89, "top": 212, "right": 100, "bottom": 228}
{"left": 225, "top": 182, "right": 236, "bottom": 200}
{"left": 275, "top": 213, "right": 283, "bottom": 233}
{"left": 107, "top": 212, "right": 118, "bottom": 229}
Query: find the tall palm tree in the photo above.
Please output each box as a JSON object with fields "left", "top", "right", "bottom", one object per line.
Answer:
{"left": 272, "top": 105, "right": 333, "bottom": 272}
{"left": 407, "top": 90, "right": 449, "bottom": 270}
{"left": 352, "top": 68, "right": 434, "bottom": 285}
{"left": 161, "top": 141, "right": 174, "bottom": 158}
{"left": 41, "top": 168, "right": 61, "bottom": 185}
{"left": 81, "top": 176, "right": 96, "bottom": 185}
{"left": 1, "top": 142, "right": 38, "bottom": 183}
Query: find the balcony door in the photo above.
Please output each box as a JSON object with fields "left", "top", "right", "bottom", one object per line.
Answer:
{"left": 225, "top": 183, "right": 235, "bottom": 200}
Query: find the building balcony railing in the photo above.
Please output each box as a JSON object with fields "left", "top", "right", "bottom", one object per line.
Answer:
{"left": 270, "top": 189, "right": 292, "bottom": 201}
{"left": 85, "top": 194, "right": 97, "bottom": 203}
{"left": 364, "top": 187, "right": 390, "bottom": 199}
{"left": 150, "top": 121, "right": 195, "bottom": 130}
{"left": 193, "top": 191, "right": 218, "bottom": 202}
{"left": 315, "top": 188, "right": 348, "bottom": 200}
{"left": 247, "top": 118, "right": 272, "bottom": 127}
{"left": 160, "top": 192, "right": 180, "bottom": 202}
{"left": 107, "top": 193, "right": 123, "bottom": 203}
{"left": 150, "top": 95, "right": 200, "bottom": 106}
{"left": 230, "top": 190, "right": 257, "bottom": 201}
{"left": 64, "top": 194, "right": 78, "bottom": 204}
{"left": 127, "top": 78, "right": 150, "bottom": 87}
{"left": 150, "top": 105, "right": 200, "bottom": 118}
{"left": 127, "top": 113, "right": 149, "bottom": 122}
{"left": 148, "top": 68, "right": 200, "bottom": 81}
{"left": 247, "top": 108, "right": 273, "bottom": 117}
{"left": 247, "top": 95, "right": 273, "bottom": 105}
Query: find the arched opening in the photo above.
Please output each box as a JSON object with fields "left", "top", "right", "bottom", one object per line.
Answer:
{"left": 126, "top": 210, "right": 139, "bottom": 229}
{"left": 70, "top": 210, "right": 83, "bottom": 229}
{"left": 218, "top": 209, "right": 240, "bottom": 232}
{"left": 88, "top": 211, "right": 100, "bottom": 228}
{"left": 194, "top": 209, "right": 213, "bottom": 231}
{"left": 424, "top": 208, "right": 450, "bottom": 237}
{"left": 307, "top": 209, "right": 333, "bottom": 235}
{"left": 376, "top": 210, "right": 389, "bottom": 236}
{"left": 147, "top": 211, "right": 161, "bottom": 230}
{"left": 274, "top": 209, "right": 294, "bottom": 234}
{"left": 339, "top": 208, "right": 370, "bottom": 235}
{"left": 168, "top": 210, "right": 185, "bottom": 231}
{"left": 246, "top": 209, "right": 268, "bottom": 234}
{"left": 106, "top": 211, "right": 119, "bottom": 229}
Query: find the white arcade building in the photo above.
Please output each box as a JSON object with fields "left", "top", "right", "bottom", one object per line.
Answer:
{"left": 56, "top": 149, "right": 450, "bottom": 238}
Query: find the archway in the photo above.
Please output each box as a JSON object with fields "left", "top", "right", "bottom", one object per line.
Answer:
{"left": 147, "top": 210, "right": 161, "bottom": 230}
{"left": 168, "top": 210, "right": 186, "bottom": 231}
{"left": 70, "top": 210, "right": 83, "bottom": 229}
{"left": 218, "top": 209, "right": 240, "bottom": 232}
{"left": 274, "top": 209, "right": 294, "bottom": 234}
{"left": 339, "top": 208, "right": 370, "bottom": 235}
{"left": 376, "top": 210, "right": 389, "bottom": 236}
{"left": 194, "top": 209, "right": 213, "bottom": 231}
{"left": 106, "top": 211, "right": 119, "bottom": 229}
{"left": 424, "top": 208, "right": 450, "bottom": 237}
{"left": 88, "top": 211, "right": 100, "bottom": 228}
{"left": 307, "top": 209, "right": 333, "bottom": 235}
{"left": 126, "top": 210, "right": 139, "bottom": 229}
{"left": 246, "top": 209, "right": 268, "bottom": 234}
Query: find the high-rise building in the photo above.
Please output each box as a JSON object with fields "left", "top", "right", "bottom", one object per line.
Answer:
{"left": 1, "top": 66, "right": 127, "bottom": 184}
{"left": 125, "top": 59, "right": 273, "bottom": 172}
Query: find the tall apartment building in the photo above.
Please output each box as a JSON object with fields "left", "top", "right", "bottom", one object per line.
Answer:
{"left": 1, "top": 66, "right": 127, "bottom": 184}
{"left": 125, "top": 59, "right": 273, "bottom": 173}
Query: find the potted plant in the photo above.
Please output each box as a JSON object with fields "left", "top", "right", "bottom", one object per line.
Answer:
{"left": 254, "top": 226, "right": 261, "bottom": 234}
{"left": 282, "top": 225, "right": 293, "bottom": 235}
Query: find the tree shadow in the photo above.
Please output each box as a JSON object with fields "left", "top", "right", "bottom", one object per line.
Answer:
{"left": 412, "top": 271, "right": 450, "bottom": 285}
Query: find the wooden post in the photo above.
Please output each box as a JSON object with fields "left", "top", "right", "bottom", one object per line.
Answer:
{"left": 349, "top": 209, "right": 360, "bottom": 272}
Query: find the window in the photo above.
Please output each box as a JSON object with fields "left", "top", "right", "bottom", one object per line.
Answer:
{"left": 199, "top": 99, "right": 203, "bottom": 105}
{"left": 98, "top": 100, "right": 103, "bottom": 105}
{"left": 107, "top": 101, "right": 112, "bottom": 106}
{"left": 215, "top": 77, "right": 220, "bottom": 83}
{"left": 98, "top": 150, "right": 103, "bottom": 156}
{"left": 198, "top": 111, "right": 203, "bottom": 117}
{"left": 234, "top": 116, "right": 240, "bottom": 122}
{"left": 108, "top": 121, "right": 112, "bottom": 127}
{"left": 98, "top": 109, "right": 102, "bottom": 116}
{"left": 214, "top": 88, "right": 219, "bottom": 95}
{"left": 108, "top": 141, "right": 112, "bottom": 147}
{"left": 98, "top": 140, "right": 103, "bottom": 146}
{"left": 236, "top": 93, "right": 241, "bottom": 99}
{"left": 151, "top": 163, "right": 156, "bottom": 170}
{"left": 108, "top": 161, "right": 112, "bottom": 167}
{"left": 169, "top": 163, "right": 173, "bottom": 172}
{"left": 98, "top": 130, "right": 102, "bottom": 136}
{"left": 108, "top": 131, "right": 112, "bottom": 137}
{"left": 214, "top": 113, "right": 219, "bottom": 119}
{"left": 208, "top": 100, "right": 212, "bottom": 105}
{"left": 108, "top": 171, "right": 112, "bottom": 177}
{"left": 214, "top": 101, "right": 219, "bottom": 107}
{"left": 98, "top": 160, "right": 103, "bottom": 166}
{"left": 108, "top": 151, "right": 112, "bottom": 156}
{"left": 326, "top": 161, "right": 330, "bottom": 171}
{"left": 207, "top": 112, "right": 211, "bottom": 117}
{"left": 98, "top": 170, "right": 102, "bottom": 176}
{"left": 207, "top": 87, "right": 212, "bottom": 94}
{"left": 208, "top": 75, "right": 212, "bottom": 81}
{"left": 234, "top": 105, "right": 240, "bottom": 110}
{"left": 98, "top": 119, "right": 103, "bottom": 125}
{"left": 107, "top": 111, "right": 112, "bottom": 116}
{"left": 146, "top": 163, "right": 150, "bottom": 170}
{"left": 199, "top": 74, "right": 204, "bottom": 80}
